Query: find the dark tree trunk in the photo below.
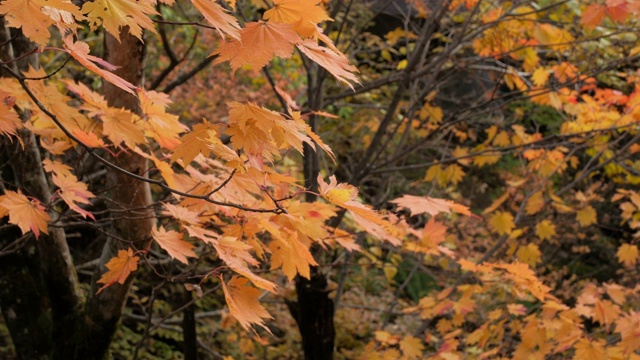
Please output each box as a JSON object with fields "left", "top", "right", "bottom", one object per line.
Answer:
{"left": 292, "top": 63, "right": 335, "bottom": 360}
{"left": 0, "top": 21, "right": 83, "bottom": 360}
{"left": 294, "top": 270, "right": 335, "bottom": 360}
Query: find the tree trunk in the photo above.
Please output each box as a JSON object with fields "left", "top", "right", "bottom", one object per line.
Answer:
{"left": 292, "top": 64, "right": 335, "bottom": 360}
{"left": 0, "top": 21, "right": 83, "bottom": 360}
{"left": 78, "top": 28, "right": 154, "bottom": 357}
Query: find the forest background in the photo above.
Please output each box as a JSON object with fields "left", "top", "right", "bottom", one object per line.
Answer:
{"left": 0, "top": 0, "right": 640, "bottom": 359}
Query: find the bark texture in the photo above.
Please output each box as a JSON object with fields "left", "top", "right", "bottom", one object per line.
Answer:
{"left": 0, "top": 21, "right": 82, "bottom": 360}
{"left": 79, "top": 29, "right": 154, "bottom": 357}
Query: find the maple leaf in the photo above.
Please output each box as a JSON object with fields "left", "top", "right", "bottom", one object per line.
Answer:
{"left": 576, "top": 205, "right": 597, "bottom": 227}
{"left": 214, "top": 237, "right": 277, "bottom": 292}
{"left": 399, "top": 335, "right": 424, "bottom": 359}
{"left": 269, "top": 230, "right": 317, "bottom": 280}
{"left": 52, "top": 173, "right": 95, "bottom": 219}
{"left": 616, "top": 243, "right": 638, "bottom": 267}
{"left": 318, "top": 175, "right": 400, "bottom": 245}
{"left": 390, "top": 194, "right": 471, "bottom": 217}
{"left": 263, "top": 0, "right": 331, "bottom": 37}
{"left": 297, "top": 39, "right": 359, "bottom": 89}
{"left": 516, "top": 243, "right": 541, "bottom": 266}
{"left": 206, "top": 129, "right": 242, "bottom": 167}
{"left": 535, "top": 220, "right": 556, "bottom": 241}
{"left": 221, "top": 276, "right": 272, "bottom": 333}
{"left": 152, "top": 226, "right": 197, "bottom": 264}
{"left": 82, "top": 0, "right": 157, "bottom": 41}
{"left": 213, "top": 21, "right": 301, "bottom": 71}
{"left": 162, "top": 203, "right": 202, "bottom": 226}
{"left": 226, "top": 102, "right": 312, "bottom": 165}
{"left": 63, "top": 37, "right": 137, "bottom": 95}
{"left": 97, "top": 248, "right": 139, "bottom": 294}
{"left": 101, "top": 107, "right": 146, "bottom": 148}
{"left": 170, "top": 119, "right": 218, "bottom": 166}
{"left": 191, "top": 0, "right": 240, "bottom": 40}
{"left": 525, "top": 191, "right": 545, "bottom": 215}
{"left": 581, "top": 4, "right": 607, "bottom": 29}
{"left": 0, "top": 90, "right": 22, "bottom": 139}
{"left": 0, "top": 0, "right": 83, "bottom": 46}
{"left": 0, "top": 190, "right": 50, "bottom": 238}
{"left": 573, "top": 338, "right": 606, "bottom": 360}
{"left": 489, "top": 211, "right": 515, "bottom": 235}
{"left": 139, "top": 90, "right": 188, "bottom": 150}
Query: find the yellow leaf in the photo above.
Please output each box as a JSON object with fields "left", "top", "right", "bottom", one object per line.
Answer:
{"left": 535, "top": 220, "right": 556, "bottom": 241}
{"left": 82, "top": 0, "right": 157, "bottom": 40}
{"left": 516, "top": 243, "right": 541, "bottom": 266}
{"left": 383, "top": 264, "right": 397, "bottom": 283}
{"left": 0, "top": 190, "right": 50, "bottom": 239}
{"left": 221, "top": 276, "right": 272, "bottom": 332}
{"left": 531, "top": 68, "right": 550, "bottom": 87}
{"left": 492, "top": 131, "right": 511, "bottom": 147}
{"left": 576, "top": 206, "right": 597, "bottom": 227}
{"left": 400, "top": 335, "right": 424, "bottom": 359}
{"left": 263, "top": 0, "right": 330, "bottom": 37}
{"left": 489, "top": 211, "right": 515, "bottom": 235}
{"left": 152, "top": 226, "right": 197, "bottom": 265}
{"left": 525, "top": 191, "right": 545, "bottom": 215}
{"left": 483, "top": 192, "right": 510, "bottom": 214}
{"left": 617, "top": 244, "right": 638, "bottom": 267}
{"left": 97, "top": 248, "right": 139, "bottom": 294}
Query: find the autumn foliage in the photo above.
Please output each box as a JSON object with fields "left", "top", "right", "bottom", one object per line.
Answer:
{"left": 1, "top": 0, "right": 640, "bottom": 358}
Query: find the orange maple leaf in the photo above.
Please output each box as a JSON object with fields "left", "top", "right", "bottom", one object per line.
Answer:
{"left": 0, "top": 190, "right": 50, "bottom": 239}
{"left": 0, "top": 90, "right": 22, "bottom": 139}
{"left": 63, "top": 37, "right": 137, "bottom": 95}
{"left": 318, "top": 175, "right": 400, "bottom": 245}
{"left": 213, "top": 21, "right": 301, "bottom": 71}
{"left": 101, "top": 107, "right": 146, "bottom": 148}
{"left": 162, "top": 203, "right": 202, "bottom": 226}
{"left": 0, "top": 0, "right": 83, "bottom": 46}
{"left": 139, "top": 90, "right": 188, "bottom": 150}
{"left": 97, "top": 248, "right": 139, "bottom": 294}
{"left": 213, "top": 236, "right": 278, "bottom": 292}
{"left": 170, "top": 119, "right": 217, "bottom": 166}
{"left": 296, "top": 39, "right": 359, "bottom": 89}
{"left": 52, "top": 173, "right": 95, "bottom": 219}
{"left": 152, "top": 226, "right": 197, "bottom": 264}
{"left": 191, "top": 0, "right": 240, "bottom": 40}
{"left": 269, "top": 230, "right": 317, "bottom": 280}
{"left": 226, "top": 102, "right": 312, "bottom": 166}
{"left": 573, "top": 338, "right": 606, "bottom": 360}
{"left": 390, "top": 194, "right": 471, "bottom": 217}
{"left": 263, "top": 0, "right": 331, "bottom": 37}
{"left": 82, "top": 0, "right": 157, "bottom": 41}
{"left": 617, "top": 243, "right": 638, "bottom": 267}
{"left": 221, "top": 276, "right": 273, "bottom": 333}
